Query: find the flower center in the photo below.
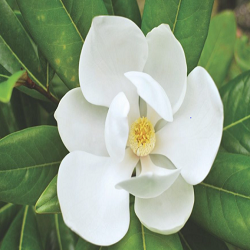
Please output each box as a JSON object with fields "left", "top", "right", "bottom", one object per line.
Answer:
{"left": 128, "top": 117, "right": 156, "bottom": 157}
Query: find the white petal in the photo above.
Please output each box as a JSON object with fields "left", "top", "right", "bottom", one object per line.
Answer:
{"left": 79, "top": 16, "right": 148, "bottom": 122}
{"left": 153, "top": 67, "right": 223, "bottom": 185}
{"left": 57, "top": 149, "right": 139, "bottom": 246}
{"left": 125, "top": 71, "right": 173, "bottom": 122}
{"left": 135, "top": 176, "right": 194, "bottom": 234}
{"left": 105, "top": 92, "right": 130, "bottom": 162}
{"left": 143, "top": 24, "right": 187, "bottom": 114}
{"left": 116, "top": 155, "right": 180, "bottom": 198}
{"left": 54, "top": 88, "right": 108, "bottom": 156}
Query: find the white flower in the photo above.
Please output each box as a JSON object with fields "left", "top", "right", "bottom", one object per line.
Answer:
{"left": 55, "top": 16, "right": 223, "bottom": 246}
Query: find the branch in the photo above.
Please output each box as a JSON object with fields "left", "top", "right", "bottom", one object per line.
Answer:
{"left": 17, "top": 72, "right": 59, "bottom": 105}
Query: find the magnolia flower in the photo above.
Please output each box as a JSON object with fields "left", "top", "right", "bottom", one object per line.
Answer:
{"left": 55, "top": 16, "right": 223, "bottom": 246}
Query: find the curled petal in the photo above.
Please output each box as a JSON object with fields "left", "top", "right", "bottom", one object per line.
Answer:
{"left": 125, "top": 71, "right": 173, "bottom": 123}
{"left": 116, "top": 155, "right": 180, "bottom": 198}
{"left": 105, "top": 92, "right": 130, "bottom": 162}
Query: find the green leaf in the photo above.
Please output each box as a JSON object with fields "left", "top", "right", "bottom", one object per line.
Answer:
{"left": 36, "top": 175, "right": 61, "bottom": 214}
{"left": 76, "top": 197, "right": 183, "bottom": 250}
{"left": 0, "top": 64, "right": 10, "bottom": 82}
{"left": 179, "top": 221, "right": 229, "bottom": 250}
{"left": 220, "top": 70, "right": 250, "bottom": 155}
{"left": 17, "top": 0, "right": 108, "bottom": 90}
{"left": 0, "top": 203, "right": 21, "bottom": 241}
{"left": 192, "top": 152, "right": 250, "bottom": 250}
{"left": 0, "top": 126, "right": 68, "bottom": 205}
{"left": 0, "top": 0, "right": 45, "bottom": 92}
{"left": 0, "top": 70, "right": 25, "bottom": 103}
{"left": 0, "top": 206, "right": 43, "bottom": 250}
{"left": 141, "top": 0, "right": 213, "bottom": 73}
{"left": 48, "top": 214, "right": 78, "bottom": 250}
{"left": 11, "top": 89, "right": 41, "bottom": 130}
{"left": 103, "top": 0, "right": 141, "bottom": 26}
{"left": 0, "top": 101, "right": 19, "bottom": 138}
{"left": 234, "top": 35, "right": 250, "bottom": 72}
{"left": 198, "top": 11, "right": 236, "bottom": 88}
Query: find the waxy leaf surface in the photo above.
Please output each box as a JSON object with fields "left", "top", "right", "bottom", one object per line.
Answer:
{"left": 0, "top": 126, "right": 68, "bottom": 205}
{"left": 17, "top": 0, "right": 108, "bottom": 90}
{"left": 199, "top": 11, "right": 236, "bottom": 88}
{"left": 192, "top": 153, "right": 250, "bottom": 249}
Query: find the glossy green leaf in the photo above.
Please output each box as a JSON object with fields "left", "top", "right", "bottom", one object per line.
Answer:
{"left": 0, "top": 126, "right": 68, "bottom": 205}
{"left": 0, "top": 0, "right": 46, "bottom": 92}
{"left": 234, "top": 35, "right": 250, "bottom": 72}
{"left": 192, "top": 152, "right": 250, "bottom": 250}
{"left": 103, "top": 0, "right": 141, "bottom": 26}
{"left": 220, "top": 71, "right": 250, "bottom": 155}
{"left": 0, "top": 101, "right": 18, "bottom": 138}
{"left": 198, "top": 11, "right": 236, "bottom": 88}
{"left": 17, "top": 0, "right": 108, "bottom": 90}
{"left": 11, "top": 89, "right": 41, "bottom": 130}
{"left": 0, "top": 64, "right": 10, "bottom": 82}
{"left": 0, "top": 206, "right": 43, "bottom": 250}
{"left": 0, "top": 70, "right": 25, "bottom": 103}
{"left": 179, "top": 221, "right": 228, "bottom": 250}
{"left": 0, "top": 203, "right": 21, "bottom": 241}
{"left": 141, "top": 0, "right": 213, "bottom": 73}
{"left": 48, "top": 214, "right": 78, "bottom": 250}
{"left": 76, "top": 197, "right": 183, "bottom": 250}
{"left": 38, "top": 49, "right": 55, "bottom": 88}
{"left": 36, "top": 175, "right": 61, "bottom": 214}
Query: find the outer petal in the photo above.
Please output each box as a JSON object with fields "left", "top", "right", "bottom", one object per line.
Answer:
{"left": 79, "top": 16, "right": 148, "bottom": 122}
{"left": 125, "top": 71, "right": 173, "bottom": 122}
{"left": 153, "top": 67, "right": 223, "bottom": 185}
{"left": 135, "top": 176, "right": 194, "bottom": 234}
{"left": 116, "top": 155, "right": 180, "bottom": 198}
{"left": 105, "top": 92, "right": 130, "bottom": 162}
{"left": 54, "top": 88, "right": 108, "bottom": 156}
{"left": 57, "top": 149, "right": 139, "bottom": 246}
{"left": 143, "top": 24, "right": 187, "bottom": 114}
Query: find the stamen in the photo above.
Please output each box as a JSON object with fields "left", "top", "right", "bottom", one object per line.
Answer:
{"left": 129, "top": 117, "right": 156, "bottom": 157}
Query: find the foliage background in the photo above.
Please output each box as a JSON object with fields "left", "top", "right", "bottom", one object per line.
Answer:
{"left": 0, "top": 0, "right": 250, "bottom": 249}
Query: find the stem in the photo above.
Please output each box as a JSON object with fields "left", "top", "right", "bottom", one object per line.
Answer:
{"left": 19, "top": 73, "right": 59, "bottom": 105}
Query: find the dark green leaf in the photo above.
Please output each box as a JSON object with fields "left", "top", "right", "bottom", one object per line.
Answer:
{"left": 0, "top": 102, "right": 18, "bottom": 138}
{"left": 36, "top": 175, "right": 61, "bottom": 214}
{"left": 76, "top": 197, "right": 183, "bottom": 250}
{"left": 220, "top": 70, "right": 250, "bottom": 155}
{"left": 192, "top": 152, "right": 250, "bottom": 250}
{"left": 17, "top": 0, "right": 108, "bottom": 90}
{"left": 198, "top": 11, "right": 236, "bottom": 88}
{"left": 103, "top": 0, "right": 141, "bottom": 26}
{"left": 47, "top": 214, "right": 78, "bottom": 250}
{"left": 0, "top": 203, "right": 21, "bottom": 241}
{"left": 0, "top": 70, "right": 25, "bottom": 103}
{"left": 180, "top": 221, "right": 229, "bottom": 250}
{"left": 0, "top": 0, "right": 47, "bottom": 100}
{"left": 11, "top": 89, "right": 41, "bottom": 130}
{"left": 141, "top": 0, "right": 213, "bottom": 73}
{"left": 0, "top": 64, "right": 10, "bottom": 82}
{"left": 38, "top": 49, "right": 55, "bottom": 87}
{"left": 0, "top": 206, "right": 43, "bottom": 250}
{"left": 0, "top": 126, "right": 68, "bottom": 205}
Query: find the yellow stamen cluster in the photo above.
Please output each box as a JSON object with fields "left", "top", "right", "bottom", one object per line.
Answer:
{"left": 129, "top": 117, "right": 156, "bottom": 157}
